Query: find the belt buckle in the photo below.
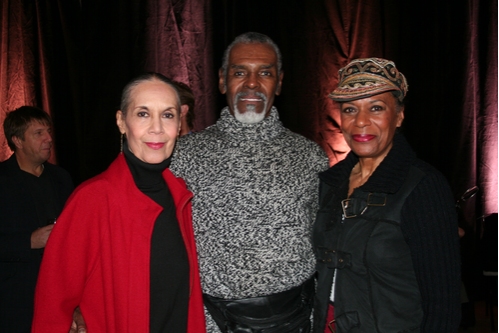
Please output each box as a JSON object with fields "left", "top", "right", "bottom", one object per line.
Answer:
{"left": 341, "top": 199, "right": 357, "bottom": 218}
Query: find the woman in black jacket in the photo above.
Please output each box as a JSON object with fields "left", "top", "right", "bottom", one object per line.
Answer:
{"left": 313, "top": 58, "right": 461, "bottom": 333}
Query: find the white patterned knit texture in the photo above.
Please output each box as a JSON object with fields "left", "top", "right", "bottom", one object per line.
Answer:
{"left": 170, "top": 107, "right": 329, "bottom": 332}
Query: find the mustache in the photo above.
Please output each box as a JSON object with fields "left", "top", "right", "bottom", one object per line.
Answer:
{"left": 235, "top": 91, "right": 267, "bottom": 102}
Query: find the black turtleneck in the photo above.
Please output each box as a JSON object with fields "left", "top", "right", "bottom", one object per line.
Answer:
{"left": 123, "top": 143, "right": 189, "bottom": 333}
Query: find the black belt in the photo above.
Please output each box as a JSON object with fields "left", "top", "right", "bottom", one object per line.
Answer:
{"left": 203, "top": 277, "right": 314, "bottom": 333}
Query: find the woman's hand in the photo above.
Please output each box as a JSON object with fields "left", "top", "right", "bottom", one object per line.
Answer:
{"left": 69, "top": 307, "right": 87, "bottom": 333}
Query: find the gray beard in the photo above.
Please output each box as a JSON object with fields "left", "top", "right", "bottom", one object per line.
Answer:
{"left": 233, "top": 93, "right": 267, "bottom": 124}
{"left": 234, "top": 105, "right": 266, "bottom": 124}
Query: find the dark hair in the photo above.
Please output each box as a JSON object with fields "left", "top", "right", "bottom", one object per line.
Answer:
{"left": 173, "top": 81, "right": 195, "bottom": 130}
{"left": 220, "top": 32, "right": 283, "bottom": 78}
{"left": 390, "top": 91, "right": 405, "bottom": 110}
{"left": 3, "top": 106, "right": 53, "bottom": 152}
{"left": 120, "top": 72, "right": 181, "bottom": 116}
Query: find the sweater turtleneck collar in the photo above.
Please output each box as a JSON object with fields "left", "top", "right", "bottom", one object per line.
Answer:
{"left": 216, "top": 106, "right": 284, "bottom": 141}
{"left": 123, "top": 141, "right": 171, "bottom": 191}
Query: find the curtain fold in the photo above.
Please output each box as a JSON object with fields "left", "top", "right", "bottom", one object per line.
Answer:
{"left": 475, "top": 0, "right": 498, "bottom": 216}
{"left": 1, "top": 1, "right": 40, "bottom": 161}
{"left": 144, "top": 0, "right": 217, "bottom": 131}
{"left": 305, "top": 0, "right": 390, "bottom": 165}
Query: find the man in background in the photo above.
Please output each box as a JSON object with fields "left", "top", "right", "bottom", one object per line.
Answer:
{"left": 0, "top": 106, "right": 73, "bottom": 333}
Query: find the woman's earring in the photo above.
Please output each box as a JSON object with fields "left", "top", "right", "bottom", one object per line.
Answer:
{"left": 120, "top": 134, "right": 124, "bottom": 152}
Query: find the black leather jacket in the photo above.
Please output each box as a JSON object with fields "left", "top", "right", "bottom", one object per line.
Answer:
{"left": 312, "top": 133, "right": 461, "bottom": 333}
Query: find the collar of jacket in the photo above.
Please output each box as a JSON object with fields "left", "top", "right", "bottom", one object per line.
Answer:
{"left": 319, "top": 132, "right": 417, "bottom": 194}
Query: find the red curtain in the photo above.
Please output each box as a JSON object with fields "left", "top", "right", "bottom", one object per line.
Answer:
{"left": 468, "top": 0, "right": 497, "bottom": 217}
{"left": 143, "top": 0, "right": 217, "bottom": 130}
{"left": 292, "top": 0, "right": 497, "bottom": 217}
{"left": 1, "top": 0, "right": 82, "bottom": 168}
{"left": 0, "top": 0, "right": 496, "bottom": 218}
{"left": 0, "top": 0, "right": 52, "bottom": 162}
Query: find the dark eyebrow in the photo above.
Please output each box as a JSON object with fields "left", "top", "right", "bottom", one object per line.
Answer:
{"left": 230, "top": 65, "right": 247, "bottom": 70}
{"left": 368, "top": 99, "right": 388, "bottom": 104}
{"left": 341, "top": 102, "right": 355, "bottom": 107}
{"left": 229, "top": 64, "right": 275, "bottom": 70}
{"left": 135, "top": 106, "right": 177, "bottom": 112}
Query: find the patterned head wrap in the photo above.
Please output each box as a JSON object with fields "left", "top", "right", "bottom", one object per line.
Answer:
{"left": 329, "top": 58, "right": 408, "bottom": 102}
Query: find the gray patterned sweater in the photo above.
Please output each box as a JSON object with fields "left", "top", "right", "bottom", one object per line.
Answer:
{"left": 170, "top": 107, "right": 329, "bottom": 331}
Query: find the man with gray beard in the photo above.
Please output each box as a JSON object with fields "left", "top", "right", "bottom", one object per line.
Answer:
{"left": 170, "top": 32, "right": 329, "bottom": 332}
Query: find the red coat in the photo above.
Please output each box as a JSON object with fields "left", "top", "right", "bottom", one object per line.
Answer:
{"left": 32, "top": 154, "right": 206, "bottom": 333}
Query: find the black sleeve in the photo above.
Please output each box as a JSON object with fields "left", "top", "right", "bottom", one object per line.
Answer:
{"left": 401, "top": 170, "right": 461, "bottom": 332}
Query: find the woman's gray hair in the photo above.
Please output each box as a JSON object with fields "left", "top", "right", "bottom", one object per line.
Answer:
{"left": 220, "top": 32, "right": 283, "bottom": 77}
{"left": 120, "top": 72, "right": 181, "bottom": 116}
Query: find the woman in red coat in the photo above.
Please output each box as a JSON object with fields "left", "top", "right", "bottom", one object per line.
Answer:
{"left": 31, "top": 73, "right": 206, "bottom": 333}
